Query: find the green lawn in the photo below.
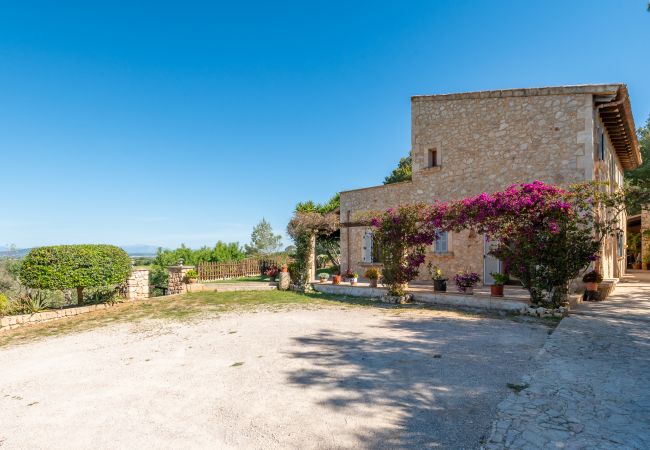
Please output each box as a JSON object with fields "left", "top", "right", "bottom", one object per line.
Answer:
{"left": 0, "top": 290, "right": 378, "bottom": 348}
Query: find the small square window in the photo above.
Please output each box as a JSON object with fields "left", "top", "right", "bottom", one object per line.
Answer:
{"left": 428, "top": 149, "right": 438, "bottom": 168}
{"left": 433, "top": 231, "right": 448, "bottom": 253}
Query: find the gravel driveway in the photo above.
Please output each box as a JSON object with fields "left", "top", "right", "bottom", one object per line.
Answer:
{"left": 0, "top": 306, "right": 550, "bottom": 449}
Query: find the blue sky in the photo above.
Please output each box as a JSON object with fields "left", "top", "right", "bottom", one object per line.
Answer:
{"left": 1, "top": 0, "right": 649, "bottom": 249}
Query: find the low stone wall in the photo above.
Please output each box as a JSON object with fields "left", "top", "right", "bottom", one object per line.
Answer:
{"left": 311, "top": 283, "right": 530, "bottom": 313}
{"left": 0, "top": 303, "right": 114, "bottom": 332}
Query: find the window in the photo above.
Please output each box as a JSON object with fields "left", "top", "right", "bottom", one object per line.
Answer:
{"left": 363, "top": 231, "right": 382, "bottom": 263}
{"left": 599, "top": 130, "right": 605, "bottom": 161}
{"left": 428, "top": 149, "right": 438, "bottom": 168}
{"left": 617, "top": 233, "right": 624, "bottom": 258}
{"left": 433, "top": 231, "right": 449, "bottom": 253}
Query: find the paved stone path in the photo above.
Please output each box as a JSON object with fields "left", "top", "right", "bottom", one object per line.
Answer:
{"left": 484, "top": 272, "right": 650, "bottom": 449}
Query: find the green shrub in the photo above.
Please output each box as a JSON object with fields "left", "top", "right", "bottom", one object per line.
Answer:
{"left": 20, "top": 244, "right": 131, "bottom": 304}
{"left": 0, "top": 293, "right": 9, "bottom": 315}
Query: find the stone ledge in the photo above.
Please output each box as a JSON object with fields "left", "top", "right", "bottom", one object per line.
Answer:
{"left": 0, "top": 302, "right": 116, "bottom": 332}
{"left": 312, "top": 283, "right": 530, "bottom": 313}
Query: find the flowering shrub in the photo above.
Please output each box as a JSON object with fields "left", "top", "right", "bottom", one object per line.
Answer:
{"left": 371, "top": 204, "right": 434, "bottom": 296}
{"left": 372, "top": 181, "right": 644, "bottom": 307}
{"left": 453, "top": 271, "right": 480, "bottom": 292}
{"left": 264, "top": 266, "right": 279, "bottom": 278}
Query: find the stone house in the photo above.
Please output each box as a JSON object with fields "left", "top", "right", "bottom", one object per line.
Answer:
{"left": 340, "top": 84, "right": 641, "bottom": 284}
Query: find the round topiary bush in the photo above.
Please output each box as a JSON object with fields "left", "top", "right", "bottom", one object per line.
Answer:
{"left": 20, "top": 244, "right": 132, "bottom": 304}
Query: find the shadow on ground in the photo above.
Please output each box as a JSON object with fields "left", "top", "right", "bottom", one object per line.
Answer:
{"left": 285, "top": 312, "right": 551, "bottom": 449}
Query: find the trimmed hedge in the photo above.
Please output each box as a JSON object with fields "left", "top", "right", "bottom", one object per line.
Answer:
{"left": 20, "top": 245, "right": 131, "bottom": 303}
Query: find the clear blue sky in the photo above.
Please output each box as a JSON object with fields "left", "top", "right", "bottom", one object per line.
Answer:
{"left": 2, "top": 0, "right": 649, "bottom": 249}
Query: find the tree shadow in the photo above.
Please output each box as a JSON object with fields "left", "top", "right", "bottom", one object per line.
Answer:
{"left": 284, "top": 313, "right": 548, "bottom": 449}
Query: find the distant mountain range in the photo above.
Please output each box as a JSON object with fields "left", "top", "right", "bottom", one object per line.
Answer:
{"left": 0, "top": 245, "right": 162, "bottom": 259}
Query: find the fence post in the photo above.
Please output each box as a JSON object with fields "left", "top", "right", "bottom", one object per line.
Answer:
{"left": 167, "top": 265, "right": 194, "bottom": 295}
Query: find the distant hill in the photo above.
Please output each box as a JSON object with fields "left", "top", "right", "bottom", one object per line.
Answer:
{"left": 0, "top": 245, "right": 162, "bottom": 259}
{"left": 120, "top": 245, "right": 161, "bottom": 256}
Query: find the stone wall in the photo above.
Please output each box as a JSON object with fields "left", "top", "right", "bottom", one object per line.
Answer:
{"left": 125, "top": 268, "right": 150, "bottom": 300}
{"left": 341, "top": 87, "right": 627, "bottom": 283}
{"left": 167, "top": 265, "right": 194, "bottom": 295}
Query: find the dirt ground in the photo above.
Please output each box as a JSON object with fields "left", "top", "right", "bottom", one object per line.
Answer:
{"left": 0, "top": 306, "right": 550, "bottom": 449}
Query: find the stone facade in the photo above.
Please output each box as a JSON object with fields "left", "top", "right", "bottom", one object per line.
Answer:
{"left": 167, "top": 265, "right": 194, "bottom": 295}
{"left": 125, "top": 268, "right": 150, "bottom": 300}
{"left": 341, "top": 85, "right": 639, "bottom": 284}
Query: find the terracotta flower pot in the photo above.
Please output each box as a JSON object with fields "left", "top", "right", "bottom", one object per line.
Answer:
{"left": 281, "top": 266, "right": 288, "bottom": 273}
{"left": 585, "top": 282, "right": 599, "bottom": 292}
{"left": 332, "top": 275, "right": 341, "bottom": 285}
{"left": 633, "top": 263, "right": 642, "bottom": 270}
{"left": 369, "top": 279, "right": 378, "bottom": 288}
{"left": 187, "top": 278, "right": 197, "bottom": 284}
{"left": 490, "top": 284, "right": 504, "bottom": 297}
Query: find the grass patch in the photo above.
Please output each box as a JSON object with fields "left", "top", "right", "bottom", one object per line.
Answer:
{"left": 0, "top": 290, "right": 379, "bottom": 348}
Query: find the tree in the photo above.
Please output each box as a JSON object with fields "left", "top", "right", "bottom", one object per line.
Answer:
{"left": 625, "top": 115, "right": 650, "bottom": 213}
{"left": 384, "top": 154, "right": 412, "bottom": 185}
{"left": 245, "top": 218, "right": 282, "bottom": 255}
{"left": 20, "top": 245, "right": 131, "bottom": 304}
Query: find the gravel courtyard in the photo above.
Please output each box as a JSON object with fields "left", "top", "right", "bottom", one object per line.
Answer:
{"left": 0, "top": 305, "right": 551, "bottom": 449}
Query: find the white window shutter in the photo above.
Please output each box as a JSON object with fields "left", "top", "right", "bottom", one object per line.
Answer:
{"left": 363, "top": 232, "right": 373, "bottom": 263}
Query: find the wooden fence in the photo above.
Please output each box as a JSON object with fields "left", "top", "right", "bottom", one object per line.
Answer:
{"left": 197, "top": 257, "right": 290, "bottom": 282}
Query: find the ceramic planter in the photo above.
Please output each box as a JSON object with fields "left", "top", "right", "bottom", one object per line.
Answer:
{"left": 369, "top": 279, "right": 378, "bottom": 288}
{"left": 464, "top": 287, "right": 474, "bottom": 295}
{"left": 433, "top": 279, "right": 447, "bottom": 292}
{"left": 633, "top": 263, "right": 642, "bottom": 270}
{"left": 490, "top": 284, "right": 504, "bottom": 297}
{"left": 584, "top": 282, "right": 599, "bottom": 292}
{"left": 332, "top": 275, "right": 341, "bottom": 285}
{"left": 187, "top": 278, "right": 198, "bottom": 284}
{"left": 350, "top": 277, "right": 358, "bottom": 286}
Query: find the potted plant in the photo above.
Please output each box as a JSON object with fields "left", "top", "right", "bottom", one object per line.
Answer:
{"left": 349, "top": 272, "right": 359, "bottom": 285}
{"left": 453, "top": 271, "right": 480, "bottom": 294}
{"left": 343, "top": 269, "right": 355, "bottom": 283}
{"left": 490, "top": 272, "right": 509, "bottom": 297}
{"left": 427, "top": 263, "right": 448, "bottom": 292}
{"left": 364, "top": 268, "right": 381, "bottom": 288}
{"left": 264, "top": 266, "right": 279, "bottom": 281}
{"left": 185, "top": 269, "right": 199, "bottom": 284}
{"left": 627, "top": 232, "right": 641, "bottom": 269}
{"left": 318, "top": 272, "right": 329, "bottom": 283}
{"left": 332, "top": 274, "right": 342, "bottom": 285}
{"left": 582, "top": 270, "right": 603, "bottom": 302}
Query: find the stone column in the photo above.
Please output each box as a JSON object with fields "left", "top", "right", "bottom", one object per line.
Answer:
{"left": 167, "top": 265, "right": 194, "bottom": 295}
{"left": 125, "top": 268, "right": 150, "bottom": 300}
{"left": 307, "top": 232, "right": 317, "bottom": 282}
{"left": 642, "top": 207, "right": 650, "bottom": 268}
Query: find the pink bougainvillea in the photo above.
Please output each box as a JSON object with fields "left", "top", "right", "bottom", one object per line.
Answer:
{"left": 371, "top": 181, "right": 627, "bottom": 307}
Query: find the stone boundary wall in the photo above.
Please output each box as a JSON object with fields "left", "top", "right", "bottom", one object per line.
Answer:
{"left": 0, "top": 302, "right": 115, "bottom": 332}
